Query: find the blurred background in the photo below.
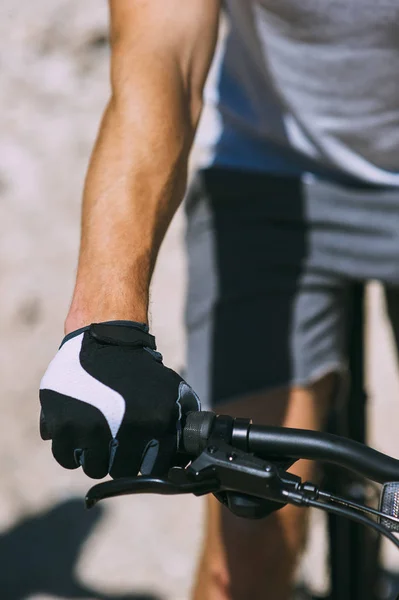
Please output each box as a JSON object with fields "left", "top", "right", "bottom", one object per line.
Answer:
{"left": 1, "top": 1, "right": 399, "bottom": 599}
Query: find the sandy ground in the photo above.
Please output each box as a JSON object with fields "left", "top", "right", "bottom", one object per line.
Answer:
{"left": 1, "top": 2, "right": 399, "bottom": 599}
{"left": 0, "top": 3, "right": 201, "bottom": 599}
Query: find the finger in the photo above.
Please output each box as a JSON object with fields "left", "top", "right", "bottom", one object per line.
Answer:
{"left": 74, "top": 424, "right": 113, "bottom": 479}
{"left": 80, "top": 446, "right": 109, "bottom": 480}
{"left": 146, "top": 436, "right": 176, "bottom": 476}
{"left": 109, "top": 434, "right": 148, "bottom": 479}
{"left": 140, "top": 439, "right": 160, "bottom": 475}
{"left": 39, "top": 409, "right": 51, "bottom": 440}
{"left": 52, "top": 436, "right": 79, "bottom": 470}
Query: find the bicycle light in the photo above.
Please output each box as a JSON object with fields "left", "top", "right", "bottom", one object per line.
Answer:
{"left": 379, "top": 482, "right": 399, "bottom": 532}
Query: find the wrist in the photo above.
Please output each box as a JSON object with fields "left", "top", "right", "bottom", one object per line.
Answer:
{"left": 65, "top": 257, "right": 151, "bottom": 335}
{"left": 65, "top": 300, "right": 149, "bottom": 335}
{"left": 62, "top": 320, "right": 151, "bottom": 347}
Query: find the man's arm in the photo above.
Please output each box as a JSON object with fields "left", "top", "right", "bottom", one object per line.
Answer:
{"left": 65, "top": 0, "right": 220, "bottom": 333}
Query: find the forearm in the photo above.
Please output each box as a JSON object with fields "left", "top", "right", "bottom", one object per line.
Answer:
{"left": 66, "top": 69, "right": 196, "bottom": 332}
{"left": 64, "top": 0, "right": 220, "bottom": 334}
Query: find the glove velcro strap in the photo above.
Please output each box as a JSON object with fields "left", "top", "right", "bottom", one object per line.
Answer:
{"left": 89, "top": 322, "right": 156, "bottom": 350}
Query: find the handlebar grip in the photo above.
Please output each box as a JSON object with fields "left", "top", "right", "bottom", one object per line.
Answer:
{"left": 182, "top": 411, "right": 216, "bottom": 455}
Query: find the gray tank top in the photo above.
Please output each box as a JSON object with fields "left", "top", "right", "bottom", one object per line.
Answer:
{"left": 195, "top": 0, "right": 399, "bottom": 185}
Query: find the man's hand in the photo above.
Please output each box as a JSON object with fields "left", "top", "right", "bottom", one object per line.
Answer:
{"left": 40, "top": 322, "right": 200, "bottom": 479}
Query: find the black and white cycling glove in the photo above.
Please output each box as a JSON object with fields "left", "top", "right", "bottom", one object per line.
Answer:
{"left": 39, "top": 321, "right": 200, "bottom": 479}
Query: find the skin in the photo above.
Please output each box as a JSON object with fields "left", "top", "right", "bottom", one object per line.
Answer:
{"left": 64, "top": 1, "right": 336, "bottom": 597}
{"left": 65, "top": 0, "right": 221, "bottom": 332}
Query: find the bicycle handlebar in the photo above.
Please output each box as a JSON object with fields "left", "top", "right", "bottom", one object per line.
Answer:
{"left": 85, "top": 411, "right": 399, "bottom": 551}
{"left": 182, "top": 411, "right": 399, "bottom": 484}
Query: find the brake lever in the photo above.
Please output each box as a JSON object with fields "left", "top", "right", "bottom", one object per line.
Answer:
{"left": 85, "top": 441, "right": 300, "bottom": 509}
{"left": 85, "top": 468, "right": 220, "bottom": 509}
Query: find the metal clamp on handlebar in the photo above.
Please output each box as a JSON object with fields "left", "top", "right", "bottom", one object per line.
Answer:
{"left": 187, "top": 439, "right": 302, "bottom": 519}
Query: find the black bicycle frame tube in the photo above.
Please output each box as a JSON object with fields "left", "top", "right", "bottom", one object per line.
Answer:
{"left": 326, "top": 283, "right": 379, "bottom": 600}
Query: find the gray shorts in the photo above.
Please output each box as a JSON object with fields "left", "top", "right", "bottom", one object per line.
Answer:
{"left": 185, "top": 169, "right": 399, "bottom": 408}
